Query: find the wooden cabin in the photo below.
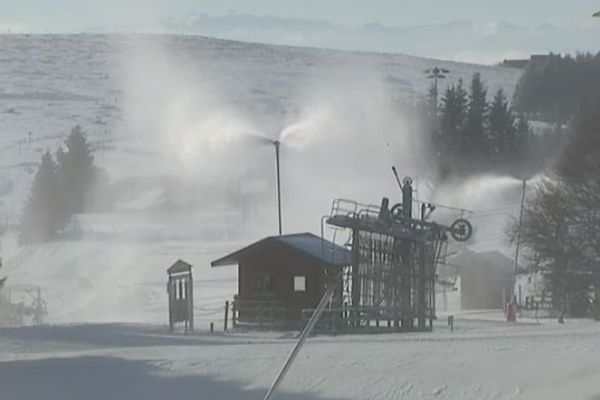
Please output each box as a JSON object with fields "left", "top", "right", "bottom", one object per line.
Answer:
{"left": 211, "top": 233, "right": 351, "bottom": 329}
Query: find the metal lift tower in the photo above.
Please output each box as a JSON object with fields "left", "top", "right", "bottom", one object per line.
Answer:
{"left": 326, "top": 173, "right": 472, "bottom": 332}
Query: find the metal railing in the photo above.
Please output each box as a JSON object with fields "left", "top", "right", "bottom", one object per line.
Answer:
{"left": 300, "top": 305, "right": 434, "bottom": 333}
{"left": 231, "top": 296, "right": 299, "bottom": 330}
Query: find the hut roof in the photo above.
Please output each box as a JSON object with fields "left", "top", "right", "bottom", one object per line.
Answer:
{"left": 211, "top": 233, "right": 351, "bottom": 268}
{"left": 167, "top": 259, "right": 193, "bottom": 274}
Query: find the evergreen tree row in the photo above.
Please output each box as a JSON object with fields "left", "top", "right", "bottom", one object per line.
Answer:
{"left": 429, "top": 73, "right": 562, "bottom": 179}
{"left": 513, "top": 52, "right": 600, "bottom": 124}
{"left": 19, "top": 126, "right": 107, "bottom": 244}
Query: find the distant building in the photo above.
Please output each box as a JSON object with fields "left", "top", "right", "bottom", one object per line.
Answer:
{"left": 450, "top": 251, "right": 515, "bottom": 310}
{"left": 528, "top": 54, "right": 554, "bottom": 72}
{"left": 501, "top": 54, "right": 553, "bottom": 71}
{"left": 501, "top": 59, "right": 530, "bottom": 69}
{"left": 211, "top": 233, "right": 351, "bottom": 329}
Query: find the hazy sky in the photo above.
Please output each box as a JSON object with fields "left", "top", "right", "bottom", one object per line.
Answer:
{"left": 2, "top": 0, "right": 598, "bottom": 30}
{"left": 1, "top": 1, "right": 599, "bottom": 62}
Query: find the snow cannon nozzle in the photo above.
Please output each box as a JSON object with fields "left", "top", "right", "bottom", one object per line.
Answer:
{"left": 392, "top": 166, "right": 403, "bottom": 191}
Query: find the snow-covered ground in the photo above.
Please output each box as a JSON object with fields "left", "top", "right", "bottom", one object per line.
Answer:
{"left": 0, "top": 34, "right": 523, "bottom": 225}
{"left": 1, "top": 311, "right": 599, "bottom": 400}
{"left": 0, "top": 33, "right": 597, "bottom": 400}
{"left": 0, "top": 33, "right": 526, "bottom": 325}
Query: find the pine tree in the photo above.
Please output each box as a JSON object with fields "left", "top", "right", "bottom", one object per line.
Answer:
{"left": 439, "top": 80, "right": 468, "bottom": 171}
{"left": 425, "top": 83, "right": 442, "bottom": 161}
{"left": 19, "top": 152, "right": 62, "bottom": 243}
{"left": 488, "top": 88, "right": 515, "bottom": 163}
{"left": 465, "top": 73, "right": 489, "bottom": 160}
{"left": 559, "top": 108, "right": 600, "bottom": 181}
{"left": 57, "top": 126, "right": 95, "bottom": 214}
{"left": 513, "top": 52, "right": 600, "bottom": 124}
{"left": 513, "top": 113, "right": 532, "bottom": 173}
{"left": 426, "top": 82, "right": 439, "bottom": 117}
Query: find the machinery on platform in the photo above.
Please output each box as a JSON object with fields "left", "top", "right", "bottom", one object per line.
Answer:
{"left": 324, "top": 168, "right": 472, "bottom": 332}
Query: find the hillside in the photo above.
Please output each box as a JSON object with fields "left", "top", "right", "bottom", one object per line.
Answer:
{"left": 5, "top": 33, "right": 598, "bottom": 400}
{"left": 0, "top": 34, "right": 522, "bottom": 219}
{"left": 0, "top": 34, "right": 525, "bottom": 325}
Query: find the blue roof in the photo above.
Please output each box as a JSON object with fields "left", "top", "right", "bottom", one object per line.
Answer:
{"left": 211, "top": 233, "right": 351, "bottom": 268}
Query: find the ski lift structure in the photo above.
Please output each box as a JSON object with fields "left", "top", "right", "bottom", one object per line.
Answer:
{"left": 263, "top": 170, "right": 473, "bottom": 400}
{"left": 211, "top": 168, "right": 473, "bottom": 334}
{"left": 323, "top": 168, "right": 472, "bottom": 332}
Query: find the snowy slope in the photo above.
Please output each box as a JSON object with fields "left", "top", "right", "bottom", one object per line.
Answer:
{"left": 0, "top": 314, "right": 599, "bottom": 400}
{"left": 0, "top": 34, "right": 523, "bottom": 220}
{"left": 2, "top": 34, "right": 597, "bottom": 400}
{"left": 0, "top": 34, "right": 524, "bottom": 325}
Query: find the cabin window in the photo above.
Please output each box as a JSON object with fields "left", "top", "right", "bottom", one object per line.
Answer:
{"left": 294, "top": 276, "right": 306, "bottom": 292}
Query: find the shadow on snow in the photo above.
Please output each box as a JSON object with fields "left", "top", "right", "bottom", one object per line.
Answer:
{"left": 0, "top": 355, "right": 343, "bottom": 400}
{"left": 0, "top": 323, "right": 281, "bottom": 349}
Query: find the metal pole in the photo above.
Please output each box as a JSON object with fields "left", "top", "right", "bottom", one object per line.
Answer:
{"left": 514, "top": 179, "right": 527, "bottom": 274}
{"left": 434, "top": 74, "right": 439, "bottom": 107}
{"left": 263, "top": 281, "right": 338, "bottom": 400}
{"left": 189, "top": 271, "right": 194, "bottom": 332}
{"left": 224, "top": 300, "right": 229, "bottom": 332}
{"left": 512, "top": 179, "right": 527, "bottom": 299}
{"left": 274, "top": 140, "right": 282, "bottom": 236}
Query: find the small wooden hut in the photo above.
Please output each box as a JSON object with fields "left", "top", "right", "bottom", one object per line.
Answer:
{"left": 167, "top": 259, "right": 194, "bottom": 333}
{"left": 211, "top": 233, "right": 351, "bottom": 329}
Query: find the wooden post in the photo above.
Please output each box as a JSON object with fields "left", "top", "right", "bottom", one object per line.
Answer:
{"left": 168, "top": 279, "right": 174, "bottom": 332}
{"left": 331, "top": 309, "right": 336, "bottom": 333}
{"left": 232, "top": 301, "right": 238, "bottom": 329}
{"left": 224, "top": 300, "right": 229, "bottom": 331}
{"left": 188, "top": 273, "right": 194, "bottom": 333}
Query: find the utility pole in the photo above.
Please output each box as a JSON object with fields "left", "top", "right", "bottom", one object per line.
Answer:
{"left": 424, "top": 67, "right": 450, "bottom": 109}
{"left": 512, "top": 178, "right": 527, "bottom": 302}
{"left": 273, "top": 140, "right": 282, "bottom": 236}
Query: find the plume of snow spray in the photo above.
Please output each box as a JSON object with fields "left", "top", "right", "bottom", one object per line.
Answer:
{"left": 51, "top": 35, "right": 535, "bottom": 322}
